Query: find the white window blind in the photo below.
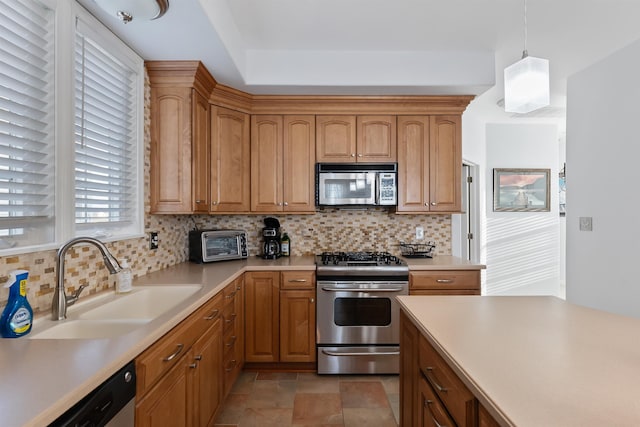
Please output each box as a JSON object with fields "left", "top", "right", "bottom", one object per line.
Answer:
{"left": 0, "top": 0, "right": 55, "bottom": 247}
{"left": 74, "top": 19, "right": 140, "bottom": 233}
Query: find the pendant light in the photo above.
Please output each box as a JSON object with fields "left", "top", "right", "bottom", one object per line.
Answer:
{"left": 93, "top": 0, "right": 169, "bottom": 24}
{"left": 504, "top": 0, "right": 550, "bottom": 113}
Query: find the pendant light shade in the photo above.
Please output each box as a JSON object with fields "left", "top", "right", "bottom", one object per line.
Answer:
{"left": 93, "top": 0, "right": 169, "bottom": 24}
{"left": 503, "top": 0, "right": 550, "bottom": 114}
{"left": 504, "top": 54, "right": 550, "bottom": 113}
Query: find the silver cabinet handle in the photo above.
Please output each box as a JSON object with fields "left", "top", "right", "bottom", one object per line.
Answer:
{"left": 189, "top": 363, "right": 198, "bottom": 369}
{"left": 226, "top": 336, "right": 237, "bottom": 347}
{"left": 211, "top": 201, "right": 218, "bottom": 206}
{"left": 195, "top": 199, "right": 203, "bottom": 203}
{"left": 163, "top": 344, "right": 184, "bottom": 362}
{"left": 226, "top": 290, "right": 237, "bottom": 299}
{"left": 194, "top": 355, "right": 202, "bottom": 361}
{"left": 225, "top": 359, "right": 237, "bottom": 372}
{"left": 288, "top": 279, "right": 307, "bottom": 283}
{"left": 204, "top": 309, "right": 219, "bottom": 320}
{"left": 436, "top": 279, "right": 454, "bottom": 284}
{"left": 425, "top": 400, "right": 447, "bottom": 427}
{"left": 321, "top": 286, "right": 403, "bottom": 293}
{"left": 310, "top": 298, "right": 314, "bottom": 303}
{"left": 425, "top": 202, "right": 429, "bottom": 206}
{"left": 425, "top": 367, "right": 448, "bottom": 392}
{"left": 284, "top": 202, "right": 288, "bottom": 206}
{"left": 224, "top": 313, "right": 237, "bottom": 323}
{"left": 357, "top": 153, "right": 363, "bottom": 157}
{"left": 431, "top": 202, "right": 437, "bottom": 206}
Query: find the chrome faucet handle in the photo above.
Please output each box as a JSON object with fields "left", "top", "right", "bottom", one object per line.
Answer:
{"left": 66, "top": 284, "right": 87, "bottom": 306}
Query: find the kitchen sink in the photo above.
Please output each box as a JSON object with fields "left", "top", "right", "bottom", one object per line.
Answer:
{"left": 29, "top": 319, "right": 150, "bottom": 339}
{"left": 78, "top": 285, "right": 203, "bottom": 320}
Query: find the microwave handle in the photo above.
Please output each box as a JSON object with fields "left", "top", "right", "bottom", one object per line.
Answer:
{"left": 375, "top": 174, "right": 380, "bottom": 205}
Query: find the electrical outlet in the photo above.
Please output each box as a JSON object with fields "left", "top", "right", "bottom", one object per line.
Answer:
{"left": 579, "top": 217, "right": 593, "bottom": 232}
{"left": 416, "top": 226, "right": 424, "bottom": 240}
{"left": 149, "top": 232, "right": 159, "bottom": 249}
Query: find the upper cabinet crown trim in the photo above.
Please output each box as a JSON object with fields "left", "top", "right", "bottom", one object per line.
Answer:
{"left": 146, "top": 60, "right": 217, "bottom": 98}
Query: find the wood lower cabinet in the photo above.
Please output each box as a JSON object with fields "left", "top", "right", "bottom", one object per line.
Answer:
{"left": 148, "top": 61, "right": 215, "bottom": 214}
{"left": 251, "top": 115, "right": 315, "bottom": 213}
{"left": 280, "top": 271, "right": 316, "bottom": 363}
{"left": 400, "top": 310, "right": 420, "bottom": 427}
{"left": 397, "top": 115, "right": 462, "bottom": 213}
{"left": 135, "top": 292, "right": 224, "bottom": 427}
{"left": 410, "top": 270, "right": 480, "bottom": 295}
{"left": 245, "top": 270, "right": 317, "bottom": 365}
{"left": 244, "top": 271, "right": 280, "bottom": 362}
{"left": 210, "top": 106, "right": 250, "bottom": 212}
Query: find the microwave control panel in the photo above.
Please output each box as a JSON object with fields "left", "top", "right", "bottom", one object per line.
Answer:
{"left": 378, "top": 173, "right": 397, "bottom": 205}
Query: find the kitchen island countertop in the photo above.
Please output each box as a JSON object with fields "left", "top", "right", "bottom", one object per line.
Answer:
{"left": 397, "top": 295, "right": 640, "bottom": 426}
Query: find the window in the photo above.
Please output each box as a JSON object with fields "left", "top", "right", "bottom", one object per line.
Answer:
{"left": 74, "top": 14, "right": 143, "bottom": 238}
{"left": 0, "top": 1, "right": 143, "bottom": 254}
{"left": 0, "top": 0, "right": 55, "bottom": 249}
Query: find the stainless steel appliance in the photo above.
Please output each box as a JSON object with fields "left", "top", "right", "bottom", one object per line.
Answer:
{"left": 316, "top": 163, "right": 397, "bottom": 206}
{"left": 316, "top": 251, "right": 408, "bottom": 374}
{"left": 49, "top": 360, "right": 135, "bottom": 426}
{"left": 188, "top": 229, "right": 248, "bottom": 263}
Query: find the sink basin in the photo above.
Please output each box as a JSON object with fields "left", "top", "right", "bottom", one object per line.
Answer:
{"left": 29, "top": 319, "right": 150, "bottom": 339}
{"left": 78, "top": 285, "right": 203, "bottom": 320}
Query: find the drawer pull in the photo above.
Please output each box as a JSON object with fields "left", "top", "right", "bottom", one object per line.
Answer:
{"left": 204, "top": 309, "right": 219, "bottom": 320}
{"left": 194, "top": 355, "right": 202, "bottom": 361}
{"left": 224, "top": 313, "right": 237, "bottom": 323}
{"left": 189, "top": 363, "right": 198, "bottom": 369}
{"left": 425, "top": 399, "right": 448, "bottom": 427}
{"left": 163, "top": 344, "right": 184, "bottom": 362}
{"left": 425, "top": 367, "right": 448, "bottom": 392}
{"left": 436, "top": 279, "right": 454, "bottom": 284}
{"left": 226, "top": 290, "right": 237, "bottom": 299}
{"left": 288, "top": 279, "right": 307, "bottom": 283}
{"left": 225, "top": 359, "right": 237, "bottom": 372}
{"left": 226, "top": 336, "right": 237, "bottom": 347}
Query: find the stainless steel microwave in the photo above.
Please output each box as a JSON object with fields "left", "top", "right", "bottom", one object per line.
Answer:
{"left": 315, "top": 163, "right": 398, "bottom": 206}
{"left": 189, "top": 229, "right": 248, "bottom": 263}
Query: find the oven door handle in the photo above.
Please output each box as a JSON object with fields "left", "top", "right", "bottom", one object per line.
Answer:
{"left": 321, "top": 349, "right": 400, "bottom": 357}
{"left": 321, "top": 286, "right": 404, "bottom": 292}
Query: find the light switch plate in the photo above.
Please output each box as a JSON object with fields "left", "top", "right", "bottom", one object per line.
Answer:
{"left": 416, "top": 226, "right": 424, "bottom": 240}
{"left": 579, "top": 217, "right": 593, "bottom": 231}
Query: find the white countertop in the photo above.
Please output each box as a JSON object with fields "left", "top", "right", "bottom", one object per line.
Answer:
{"left": 397, "top": 295, "right": 640, "bottom": 426}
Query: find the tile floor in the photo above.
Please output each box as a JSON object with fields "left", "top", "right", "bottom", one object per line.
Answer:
{"left": 214, "top": 371, "right": 400, "bottom": 427}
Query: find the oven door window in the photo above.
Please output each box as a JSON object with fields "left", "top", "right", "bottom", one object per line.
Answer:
{"left": 334, "top": 297, "right": 391, "bottom": 326}
{"left": 205, "top": 236, "right": 239, "bottom": 257}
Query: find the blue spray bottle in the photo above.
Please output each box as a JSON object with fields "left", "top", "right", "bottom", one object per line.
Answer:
{"left": 1, "top": 270, "right": 34, "bottom": 338}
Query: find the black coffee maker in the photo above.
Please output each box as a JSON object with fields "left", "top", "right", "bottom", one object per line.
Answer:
{"left": 261, "top": 217, "right": 281, "bottom": 259}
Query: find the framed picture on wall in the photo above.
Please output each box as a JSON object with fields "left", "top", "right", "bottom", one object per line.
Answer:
{"left": 493, "top": 168, "right": 551, "bottom": 212}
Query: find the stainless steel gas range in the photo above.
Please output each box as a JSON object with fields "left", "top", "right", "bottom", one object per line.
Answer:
{"left": 315, "top": 251, "right": 409, "bottom": 374}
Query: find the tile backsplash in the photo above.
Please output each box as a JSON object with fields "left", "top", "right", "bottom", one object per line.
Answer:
{"left": 0, "top": 70, "right": 451, "bottom": 316}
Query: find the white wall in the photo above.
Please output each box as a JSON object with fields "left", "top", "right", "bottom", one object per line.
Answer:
{"left": 485, "top": 124, "right": 561, "bottom": 296}
{"left": 566, "top": 38, "right": 640, "bottom": 318}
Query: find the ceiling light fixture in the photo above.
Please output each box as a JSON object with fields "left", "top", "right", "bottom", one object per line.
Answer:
{"left": 504, "top": 0, "right": 550, "bottom": 113}
{"left": 93, "top": 0, "right": 169, "bottom": 24}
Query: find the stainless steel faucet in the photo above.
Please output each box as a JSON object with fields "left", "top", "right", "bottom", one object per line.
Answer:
{"left": 52, "top": 237, "right": 122, "bottom": 320}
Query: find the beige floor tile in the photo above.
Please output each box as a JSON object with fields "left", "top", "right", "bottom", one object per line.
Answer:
{"left": 296, "top": 378, "right": 341, "bottom": 393}
{"left": 340, "top": 381, "right": 390, "bottom": 409}
{"left": 292, "top": 393, "right": 344, "bottom": 425}
{"left": 214, "top": 393, "right": 249, "bottom": 425}
{"left": 238, "top": 407, "right": 293, "bottom": 427}
{"left": 256, "top": 372, "right": 298, "bottom": 381}
{"left": 231, "top": 371, "right": 257, "bottom": 394}
{"left": 381, "top": 376, "right": 400, "bottom": 394}
{"left": 248, "top": 380, "right": 297, "bottom": 409}
{"left": 342, "top": 407, "right": 398, "bottom": 427}
{"left": 387, "top": 393, "right": 400, "bottom": 424}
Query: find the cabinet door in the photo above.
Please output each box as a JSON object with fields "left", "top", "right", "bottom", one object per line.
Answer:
{"left": 280, "top": 289, "right": 316, "bottom": 363}
{"left": 357, "top": 115, "right": 397, "bottom": 162}
{"left": 400, "top": 310, "right": 419, "bottom": 427}
{"left": 136, "top": 354, "right": 190, "bottom": 427}
{"left": 244, "top": 272, "right": 280, "bottom": 362}
{"left": 191, "top": 90, "right": 210, "bottom": 213}
{"left": 190, "top": 319, "right": 222, "bottom": 427}
{"left": 210, "top": 106, "right": 250, "bottom": 212}
{"left": 429, "top": 116, "right": 461, "bottom": 212}
{"left": 251, "top": 116, "right": 283, "bottom": 212}
{"left": 150, "top": 87, "right": 193, "bottom": 213}
{"left": 316, "top": 115, "right": 357, "bottom": 162}
{"left": 283, "top": 115, "right": 316, "bottom": 212}
{"left": 397, "top": 116, "right": 430, "bottom": 212}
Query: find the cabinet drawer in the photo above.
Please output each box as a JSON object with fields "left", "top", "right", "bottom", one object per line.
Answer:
{"left": 411, "top": 270, "right": 480, "bottom": 292}
{"left": 222, "top": 302, "right": 238, "bottom": 335}
{"left": 419, "top": 375, "right": 456, "bottom": 427}
{"left": 419, "top": 335, "right": 476, "bottom": 427}
{"left": 223, "top": 327, "right": 239, "bottom": 354}
{"left": 281, "top": 271, "right": 315, "bottom": 289}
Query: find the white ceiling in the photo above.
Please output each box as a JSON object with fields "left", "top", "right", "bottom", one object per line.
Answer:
{"left": 78, "top": 0, "right": 640, "bottom": 118}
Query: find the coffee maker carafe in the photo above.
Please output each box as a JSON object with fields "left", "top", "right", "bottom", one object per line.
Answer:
{"left": 261, "top": 217, "right": 281, "bottom": 259}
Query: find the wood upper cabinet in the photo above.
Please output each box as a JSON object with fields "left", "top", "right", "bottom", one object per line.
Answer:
{"left": 148, "top": 61, "right": 215, "bottom": 214}
{"left": 210, "top": 106, "right": 251, "bottom": 212}
{"left": 397, "top": 115, "right": 462, "bottom": 213}
{"left": 316, "top": 115, "right": 396, "bottom": 162}
{"left": 251, "top": 115, "right": 315, "bottom": 213}
{"left": 244, "top": 271, "right": 280, "bottom": 362}
{"left": 357, "top": 115, "right": 397, "bottom": 162}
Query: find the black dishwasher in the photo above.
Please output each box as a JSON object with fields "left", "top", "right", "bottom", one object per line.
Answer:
{"left": 49, "top": 360, "right": 136, "bottom": 427}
